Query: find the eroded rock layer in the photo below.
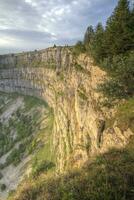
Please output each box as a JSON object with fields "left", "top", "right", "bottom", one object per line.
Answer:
{"left": 0, "top": 47, "right": 132, "bottom": 172}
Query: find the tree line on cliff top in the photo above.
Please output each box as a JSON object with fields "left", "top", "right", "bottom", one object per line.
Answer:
{"left": 76, "top": 0, "right": 134, "bottom": 100}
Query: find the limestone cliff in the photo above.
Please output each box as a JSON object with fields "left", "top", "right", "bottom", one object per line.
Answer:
{"left": 0, "top": 47, "right": 133, "bottom": 173}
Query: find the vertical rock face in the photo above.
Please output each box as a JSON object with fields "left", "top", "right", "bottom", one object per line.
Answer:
{"left": 0, "top": 47, "right": 133, "bottom": 172}
{"left": 0, "top": 47, "right": 73, "bottom": 69}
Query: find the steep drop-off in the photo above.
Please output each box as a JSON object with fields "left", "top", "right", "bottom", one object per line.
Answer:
{"left": 0, "top": 47, "right": 133, "bottom": 198}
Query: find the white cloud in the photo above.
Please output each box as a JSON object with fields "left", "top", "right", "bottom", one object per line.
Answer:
{"left": 0, "top": 36, "right": 17, "bottom": 46}
{"left": 0, "top": 0, "right": 118, "bottom": 54}
{"left": 25, "top": 0, "right": 37, "bottom": 7}
{"left": 55, "top": 8, "right": 65, "bottom": 16}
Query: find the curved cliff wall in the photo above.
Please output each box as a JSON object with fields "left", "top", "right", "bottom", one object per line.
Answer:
{"left": 0, "top": 47, "right": 73, "bottom": 69}
{"left": 0, "top": 47, "right": 132, "bottom": 172}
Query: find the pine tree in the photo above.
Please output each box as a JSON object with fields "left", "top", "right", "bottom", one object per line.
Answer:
{"left": 105, "top": 0, "right": 131, "bottom": 55}
{"left": 83, "top": 0, "right": 134, "bottom": 99}
{"left": 91, "top": 23, "right": 106, "bottom": 62}
{"left": 73, "top": 41, "right": 86, "bottom": 56}
{"left": 84, "top": 25, "right": 94, "bottom": 48}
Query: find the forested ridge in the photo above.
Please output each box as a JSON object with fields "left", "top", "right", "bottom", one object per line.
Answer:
{"left": 76, "top": 0, "right": 134, "bottom": 100}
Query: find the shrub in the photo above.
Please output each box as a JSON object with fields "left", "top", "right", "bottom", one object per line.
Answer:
{"left": 6, "top": 148, "right": 21, "bottom": 166}
{"left": 73, "top": 41, "right": 86, "bottom": 56}
{"left": 1, "top": 183, "right": 6, "bottom": 191}
{"left": 116, "top": 98, "right": 134, "bottom": 132}
{"left": 0, "top": 172, "right": 3, "bottom": 179}
{"left": 98, "top": 52, "right": 134, "bottom": 99}
{"left": 32, "top": 160, "right": 55, "bottom": 177}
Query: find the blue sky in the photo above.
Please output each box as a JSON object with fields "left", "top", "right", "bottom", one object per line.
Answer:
{"left": 0, "top": 0, "right": 118, "bottom": 54}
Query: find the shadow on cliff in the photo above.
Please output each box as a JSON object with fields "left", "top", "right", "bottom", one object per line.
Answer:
{"left": 8, "top": 135, "right": 134, "bottom": 200}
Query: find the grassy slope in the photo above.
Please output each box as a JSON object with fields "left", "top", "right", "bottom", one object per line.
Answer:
{"left": 8, "top": 135, "right": 134, "bottom": 200}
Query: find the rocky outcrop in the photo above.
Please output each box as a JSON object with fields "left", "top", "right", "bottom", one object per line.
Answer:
{"left": 0, "top": 47, "right": 73, "bottom": 69}
{"left": 0, "top": 47, "right": 133, "bottom": 172}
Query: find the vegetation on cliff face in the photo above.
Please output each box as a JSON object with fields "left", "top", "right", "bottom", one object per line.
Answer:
{"left": 0, "top": 94, "right": 47, "bottom": 167}
{"left": 0, "top": 93, "right": 55, "bottom": 198}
